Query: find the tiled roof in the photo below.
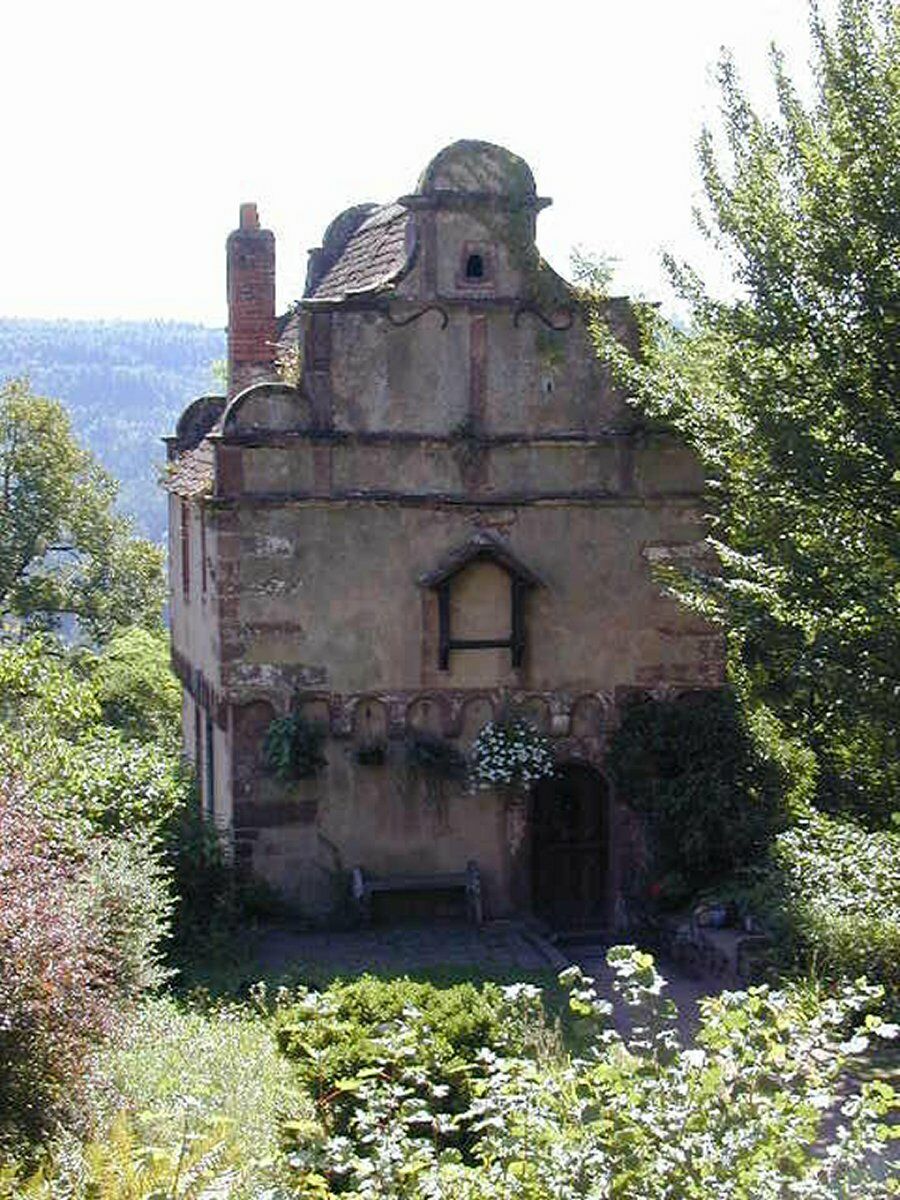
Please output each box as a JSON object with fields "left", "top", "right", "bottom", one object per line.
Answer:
{"left": 164, "top": 439, "right": 214, "bottom": 498}
{"left": 305, "top": 203, "right": 414, "bottom": 302}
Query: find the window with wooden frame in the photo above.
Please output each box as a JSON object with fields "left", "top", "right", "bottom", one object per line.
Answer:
{"left": 420, "top": 533, "right": 541, "bottom": 671}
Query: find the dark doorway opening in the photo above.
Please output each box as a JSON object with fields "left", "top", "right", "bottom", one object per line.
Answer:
{"left": 531, "top": 763, "right": 608, "bottom": 930}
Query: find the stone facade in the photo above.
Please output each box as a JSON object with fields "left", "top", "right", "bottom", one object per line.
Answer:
{"left": 165, "top": 140, "right": 723, "bottom": 927}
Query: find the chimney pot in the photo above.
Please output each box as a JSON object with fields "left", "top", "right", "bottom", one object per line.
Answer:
{"left": 239, "top": 202, "right": 260, "bottom": 231}
{"left": 226, "top": 205, "right": 276, "bottom": 398}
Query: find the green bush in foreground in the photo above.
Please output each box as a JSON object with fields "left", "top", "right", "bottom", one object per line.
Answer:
{"left": 274, "top": 974, "right": 551, "bottom": 1140}
{"left": 282, "top": 952, "right": 898, "bottom": 1199}
{"left": 0, "top": 777, "right": 120, "bottom": 1152}
{"left": 0, "top": 634, "right": 188, "bottom": 838}
{"left": 747, "top": 810, "right": 900, "bottom": 1008}
{"left": 5, "top": 956, "right": 897, "bottom": 1198}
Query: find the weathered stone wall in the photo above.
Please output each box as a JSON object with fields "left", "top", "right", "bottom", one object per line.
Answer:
{"left": 326, "top": 309, "right": 627, "bottom": 438}
{"left": 203, "top": 477, "right": 721, "bottom": 919}
{"left": 209, "top": 494, "right": 716, "bottom": 698}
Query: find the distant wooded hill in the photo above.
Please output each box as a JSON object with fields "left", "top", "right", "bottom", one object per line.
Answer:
{"left": 0, "top": 319, "right": 225, "bottom": 542}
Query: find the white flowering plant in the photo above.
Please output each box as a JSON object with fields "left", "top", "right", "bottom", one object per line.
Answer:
{"left": 469, "top": 715, "right": 555, "bottom": 791}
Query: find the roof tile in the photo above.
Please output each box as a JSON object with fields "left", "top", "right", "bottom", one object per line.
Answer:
{"left": 305, "top": 203, "right": 413, "bottom": 302}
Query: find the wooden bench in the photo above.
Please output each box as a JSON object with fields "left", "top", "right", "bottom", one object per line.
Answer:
{"left": 351, "top": 860, "right": 483, "bottom": 926}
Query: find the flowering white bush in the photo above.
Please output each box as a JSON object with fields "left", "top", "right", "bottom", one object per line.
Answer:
{"left": 469, "top": 717, "right": 555, "bottom": 791}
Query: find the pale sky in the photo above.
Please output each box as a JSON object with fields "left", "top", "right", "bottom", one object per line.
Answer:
{"left": 1, "top": 0, "right": 819, "bottom": 326}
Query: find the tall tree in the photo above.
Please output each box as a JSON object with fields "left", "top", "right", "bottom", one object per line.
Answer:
{"left": 592, "top": 0, "right": 899, "bottom": 823}
{"left": 0, "top": 378, "right": 165, "bottom": 640}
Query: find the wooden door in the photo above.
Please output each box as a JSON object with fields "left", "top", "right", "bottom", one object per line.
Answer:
{"left": 531, "top": 764, "right": 608, "bottom": 929}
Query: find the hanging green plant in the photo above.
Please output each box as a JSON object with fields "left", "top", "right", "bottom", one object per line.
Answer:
{"left": 263, "top": 712, "right": 327, "bottom": 781}
{"left": 403, "top": 730, "right": 466, "bottom": 783}
{"left": 355, "top": 739, "right": 387, "bottom": 767}
{"left": 469, "top": 715, "right": 555, "bottom": 792}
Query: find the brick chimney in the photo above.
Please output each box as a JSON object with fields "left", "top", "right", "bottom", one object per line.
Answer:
{"left": 226, "top": 203, "right": 276, "bottom": 399}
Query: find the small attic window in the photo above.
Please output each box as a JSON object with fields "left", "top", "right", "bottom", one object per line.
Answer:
{"left": 465, "top": 253, "right": 485, "bottom": 280}
{"left": 458, "top": 243, "right": 493, "bottom": 289}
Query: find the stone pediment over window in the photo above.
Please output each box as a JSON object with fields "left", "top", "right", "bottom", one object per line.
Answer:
{"left": 419, "top": 532, "right": 542, "bottom": 671}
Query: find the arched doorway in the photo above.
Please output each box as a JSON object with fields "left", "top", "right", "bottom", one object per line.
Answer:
{"left": 531, "top": 763, "right": 609, "bottom": 929}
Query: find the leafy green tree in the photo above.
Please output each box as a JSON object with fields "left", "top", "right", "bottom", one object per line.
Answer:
{"left": 0, "top": 635, "right": 186, "bottom": 836}
{"left": 92, "top": 626, "right": 182, "bottom": 749}
{"left": 0, "top": 378, "right": 165, "bottom": 640}
{"left": 592, "top": 0, "right": 900, "bottom": 824}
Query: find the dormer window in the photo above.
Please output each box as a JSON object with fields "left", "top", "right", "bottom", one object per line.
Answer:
{"left": 420, "top": 533, "right": 541, "bottom": 671}
{"left": 465, "top": 253, "right": 485, "bottom": 280}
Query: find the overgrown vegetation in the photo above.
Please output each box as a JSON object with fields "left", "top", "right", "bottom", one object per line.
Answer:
{"left": 277, "top": 955, "right": 898, "bottom": 1198}
{"left": 745, "top": 812, "right": 900, "bottom": 1006}
{"left": 607, "top": 689, "right": 805, "bottom": 906}
{"left": 0, "top": 630, "right": 222, "bottom": 1154}
{"left": 4, "top": 959, "right": 897, "bottom": 1197}
{"left": 273, "top": 974, "right": 551, "bottom": 1142}
{"left": 0, "top": 775, "right": 130, "bottom": 1150}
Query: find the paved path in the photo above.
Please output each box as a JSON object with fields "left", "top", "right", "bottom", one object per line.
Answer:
{"left": 565, "top": 939, "right": 714, "bottom": 1037}
{"left": 249, "top": 920, "right": 557, "bottom": 983}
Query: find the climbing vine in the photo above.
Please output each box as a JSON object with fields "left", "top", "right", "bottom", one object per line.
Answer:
{"left": 263, "top": 712, "right": 327, "bottom": 781}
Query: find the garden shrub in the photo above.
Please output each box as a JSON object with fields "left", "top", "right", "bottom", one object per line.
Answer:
{"left": 163, "top": 797, "right": 243, "bottom": 967}
{"left": 13, "top": 726, "right": 188, "bottom": 835}
{"left": 607, "top": 689, "right": 802, "bottom": 903}
{"left": 79, "top": 833, "right": 173, "bottom": 998}
{"left": 0, "top": 776, "right": 122, "bottom": 1150}
{"left": 747, "top": 811, "right": 900, "bottom": 1009}
{"left": 274, "top": 975, "right": 548, "bottom": 1139}
{"left": 0, "top": 634, "right": 189, "bottom": 838}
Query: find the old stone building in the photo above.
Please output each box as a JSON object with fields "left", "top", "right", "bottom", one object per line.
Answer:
{"left": 165, "top": 140, "right": 722, "bottom": 929}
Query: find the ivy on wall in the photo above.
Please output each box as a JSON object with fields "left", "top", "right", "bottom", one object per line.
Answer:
{"left": 606, "top": 689, "right": 800, "bottom": 905}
